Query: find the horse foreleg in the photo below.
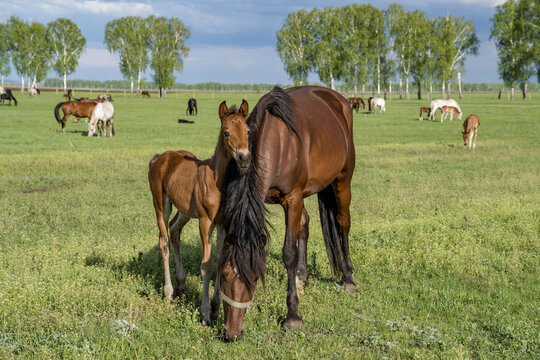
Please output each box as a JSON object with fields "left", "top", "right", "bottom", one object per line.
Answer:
{"left": 198, "top": 217, "right": 215, "bottom": 326}
{"left": 210, "top": 225, "right": 225, "bottom": 322}
{"left": 169, "top": 212, "right": 190, "bottom": 297}
{"left": 473, "top": 127, "right": 478, "bottom": 149}
{"left": 296, "top": 207, "right": 310, "bottom": 295}
{"left": 282, "top": 191, "right": 305, "bottom": 330}
{"left": 468, "top": 130, "right": 475, "bottom": 150}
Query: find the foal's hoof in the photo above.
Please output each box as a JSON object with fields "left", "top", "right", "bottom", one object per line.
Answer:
{"left": 283, "top": 318, "right": 304, "bottom": 331}
{"left": 343, "top": 283, "right": 356, "bottom": 293}
{"left": 201, "top": 320, "right": 210, "bottom": 327}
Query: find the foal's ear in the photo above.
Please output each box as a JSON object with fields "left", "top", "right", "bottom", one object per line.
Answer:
{"left": 239, "top": 99, "right": 249, "bottom": 118}
{"left": 219, "top": 101, "right": 228, "bottom": 121}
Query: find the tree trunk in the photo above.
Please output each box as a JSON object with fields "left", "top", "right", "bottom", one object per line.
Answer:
{"left": 511, "top": 86, "right": 514, "bottom": 100}
{"left": 399, "top": 76, "right": 403, "bottom": 99}
{"left": 137, "top": 70, "right": 142, "bottom": 95}
{"left": 20, "top": 75, "right": 24, "bottom": 93}
{"left": 522, "top": 81, "right": 527, "bottom": 100}
{"left": 362, "top": 83, "right": 365, "bottom": 97}
{"left": 458, "top": 72, "right": 463, "bottom": 99}
{"left": 442, "top": 81, "right": 445, "bottom": 99}
{"left": 330, "top": 74, "right": 335, "bottom": 90}
{"left": 377, "top": 57, "right": 381, "bottom": 95}
{"left": 447, "top": 80, "right": 451, "bottom": 99}
{"left": 429, "top": 78, "right": 433, "bottom": 100}
{"left": 389, "top": 80, "right": 392, "bottom": 100}
{"left": 417, "top": 80, "right": 422, "bottom": 100}
{"left": 405, "top": 76, "right": 409, "bottom": 100}
{"left": 63, "top": 72, "right": 67, "bottom": 93}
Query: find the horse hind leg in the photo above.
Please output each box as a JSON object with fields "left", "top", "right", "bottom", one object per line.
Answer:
{"left": 169, "top": 212, "right": 190, "bottom": 298}
{"left": 473, "top": 127, "right": 478, "bottom": 149}
{"left": 157, "top": 195, "right": 174, "bottom": 303}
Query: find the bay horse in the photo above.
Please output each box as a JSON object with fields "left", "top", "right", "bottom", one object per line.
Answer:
{"left": 63, "top": 89, "right": 72, "bottom": 101}
{"left": 348, "top": 97, "right": 365, "bottom": 113}
{"left": 218, "top": 86, "right": 355, "bottom": 341}
{"left": 419, "top": 107, "right": 430, "bottom": 120}
{"left": 88, "top": 102, "right": 115, "bottom": 137}
{"left": 429, "top": 99, "right": 462, "bottom": 121}
{"left": 141, "top": 90, "right": 151, "bottom": 98}
{"left": 54, "top": 101, "right": 96, "bottom": 132}
{"left": 186, "top": 98, "right": 198, "bottom": 116}
{"left": 148, "top": 100, "right": 250, "bottom": 327}
{"left": 440, "top": 105, "right": 460, "bottom": 122}
{"left": 462, "top": 114, "right": 479, "bottom": 149}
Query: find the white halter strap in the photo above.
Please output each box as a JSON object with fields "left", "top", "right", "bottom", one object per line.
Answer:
{"left": 220, "top": 290, "right": 255, "bottom": 312}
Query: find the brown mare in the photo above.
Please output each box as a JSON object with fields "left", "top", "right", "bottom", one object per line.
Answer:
{"left": 419, "top": 107, "right": 431, "bottom": 120}
{"left": 348, "top": 97, "right": 365, "bottom": 113}
{"left": 54, "top": 101, "right": 97, "bottom": 132}
{"left": 218, "top": 86, "right": 356, "bottom": 341}
{"left": 141, "top": 90, "right": 151, "bottom": 98}
{"left": 462, "top": 114, "right": 479, "bottom": 149}
{"left": 74, "top": 97, "right": 105, "bottom": 103}
{"left": 440, "top": 105, "right": 460, "bottom": 122}
{"left": 148, "top": 100, "right": 250, "bottom": 327}
{"left": 63, "top": 89, "right": 72, "bottom": 101}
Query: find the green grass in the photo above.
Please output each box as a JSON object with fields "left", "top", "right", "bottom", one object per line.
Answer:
{"left": 0, "top": 90, "right": 538, "bottom": 359}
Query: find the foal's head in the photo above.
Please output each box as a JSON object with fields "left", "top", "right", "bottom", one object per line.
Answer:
{"left": 219, "top": 99, "right": 250, "bottom": 172}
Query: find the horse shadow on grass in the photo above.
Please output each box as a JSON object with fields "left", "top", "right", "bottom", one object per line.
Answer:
{"left": 85, "top": 238, "right": 210, "bottom": 308}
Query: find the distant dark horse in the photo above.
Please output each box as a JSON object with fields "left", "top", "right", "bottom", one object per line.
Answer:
{"left": 186, "top": 98, "right": 198, "bottom": 116}
{"left": 217, "top": 86, "right": 356, "bottom": 341}
{"left": 1, "top": 89, "right": 18, "bottom": 106}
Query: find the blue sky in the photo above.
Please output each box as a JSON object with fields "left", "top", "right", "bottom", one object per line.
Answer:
{"left": 0, "top": 0, "right": 508, "bottom": 84}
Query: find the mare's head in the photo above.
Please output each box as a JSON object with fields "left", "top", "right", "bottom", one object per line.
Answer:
{"left": 219, "top": 99, "right": 250, "bottom": 172}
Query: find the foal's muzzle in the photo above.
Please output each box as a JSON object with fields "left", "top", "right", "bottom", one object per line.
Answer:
{"left": 235, "top": 150, "right": 250, "bottom": 172}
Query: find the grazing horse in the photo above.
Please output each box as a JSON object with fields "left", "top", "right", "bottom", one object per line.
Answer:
{"left": 54, "top": 101, "right": 96, "bottom": 132}
{"left": 186, "top": 98, "right": 198, "bottom": 116}
{"left": 217, "top": 86, "right": 355, "bottom": 341}
{"left": 141, "top": 90, "right": 151, "bottom": 98}
{"left": 63, "top": 89, "right": 73, "bottom": 101}
{"left": 148, "top": 100, "right": 250, "bottom": 327}
{"left": 429, "top": 99, "right": 461, "bottom": 121}
{"left": 29, "top": 88, "right": 40, "bottom": 96}
{"left": 367, "top": 96, "right": 374, "bottom": 112}
{"left": 440, "top": 105, "right": 460, "bottom": 122}
{"left": 419, "top": 107, "right": 431, "bottom": 120}
{"left": 462, "top": 114, "right": 479, "bottom": 149}
{"left": 88, "top": 102, "right": 115, "bottom": 137}
{"left": 348, "top": 97, "right": 365, "bottom": 113}
{"left": 74, "top": 97, "right": 105, "bottom": 104}
{"left": 1, "top": 91, "right": 17, "bottom": 106}
{"left": 98, "top": 94, "right": 113, "bottom": 101}
{"left": 370, "top": 97, "right": 385, "bottom": 114}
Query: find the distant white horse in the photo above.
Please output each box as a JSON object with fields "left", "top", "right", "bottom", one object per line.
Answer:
{"left": 430, "top": 99, "right": 461, "bottom": 121}
{"left": 29, "top": 88, "right": 38, "bottom": 97}
{"left": 98, "top": 94, "right": 113, "bottom": 101}
{"left": 370, "top": 97, "right": 385, "bottom": 114}
{"left": 88, "top": 102, "right": 115, "bottom": 137}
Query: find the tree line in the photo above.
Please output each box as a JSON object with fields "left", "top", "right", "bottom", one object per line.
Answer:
{"left": 276, "top": 1, "right": 539, "bottom": 100}
{"left": 0, "top": 15, "right": 190, "bottom": 97}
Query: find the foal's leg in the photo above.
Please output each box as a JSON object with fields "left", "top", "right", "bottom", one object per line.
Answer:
{"left": 282, "top": 190, "right": 305, "bottom": 330}
{"left": 296, "top": 207, "right": 310, "bottom": 295}
{"left": 169, "top": 212, "right": 190, "bottom": 297}
{"left": 158, "top": 196, "right": 174, "bottom": 303}
{"left": 210, "top": 225, "right": 225, "bottom": 323}
{"left": 198, "top": 217, "right": 215, "bottom": 326}
{"left": 468, "top": 130, "right": 475, "bottom": 150}
{"left": 473, "top": 127, "right": 478, "bottom": 149}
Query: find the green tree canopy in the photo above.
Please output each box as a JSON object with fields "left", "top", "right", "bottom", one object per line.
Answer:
{"left": 0, "top": 22, "right": 11, "bottom": 89}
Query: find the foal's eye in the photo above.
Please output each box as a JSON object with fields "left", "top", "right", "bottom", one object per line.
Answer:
{"left": 224, "top": 131, "right": 230, "bottom": 137}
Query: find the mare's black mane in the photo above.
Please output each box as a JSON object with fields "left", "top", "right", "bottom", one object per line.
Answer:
{"left": 219, "top": 86, "right": 298, "bottom": 288}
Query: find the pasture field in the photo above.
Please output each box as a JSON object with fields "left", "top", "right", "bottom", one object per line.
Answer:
{"left": 0, "top": 89, "right": 538, "bottom": 359}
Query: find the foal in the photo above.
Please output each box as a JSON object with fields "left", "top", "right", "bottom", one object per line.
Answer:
{"left": 419, "top": 107, "right": 430, "bottom": 120}
{"left": 440, "top": 105, "right": 462, "bottom": 122}
{"left": 148, "top": 100, "right": 250, "bottom": 326}
{"left": 462, "top": 114, "right": 479, "bottom": 149}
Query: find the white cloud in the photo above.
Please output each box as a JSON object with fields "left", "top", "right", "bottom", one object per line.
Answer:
{"left": 79, "top": 48, "right": 119, "bottom": 68}
{"left": 46, "top": 0, "right": 154, "bottom": 16}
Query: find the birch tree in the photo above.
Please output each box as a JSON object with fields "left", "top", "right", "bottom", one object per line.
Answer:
{"left": 311, "top": 7, "right": 343, "bottom": 90}
{"left": 0, "top": 22, "right": 11, "bottom": 89}
{"left": 7, "top": 16, "right": 31, "bottom": 92}
{"left": 27, "top": 21, "right": 52, "bottom": 91}
{"left": 276, "top": 9, "right": 315, "bottom": 86}
{"left": 147, "top": 16, "right": 190, "bottom": 97}
{"left": 105, "top": 16, "right": 149, "bottom": 94}
{"left": 47, "top": 18, "right": 86, "bottom": 93}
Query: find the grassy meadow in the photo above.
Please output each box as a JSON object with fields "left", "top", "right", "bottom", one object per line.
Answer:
{"left": 0, "top": 89, "right": 538, "bottom": 359}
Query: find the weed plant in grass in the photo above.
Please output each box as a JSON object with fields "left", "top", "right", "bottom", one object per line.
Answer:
{"left": 0, "top": 90, "right": 538, "bottom": 359}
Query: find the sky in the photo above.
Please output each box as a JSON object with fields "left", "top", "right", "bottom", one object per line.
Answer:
{"left": 0, "top": 0, "right": 509, "bottom": 85}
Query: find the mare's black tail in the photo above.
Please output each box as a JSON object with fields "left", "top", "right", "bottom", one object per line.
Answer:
{"left": 54, "top": 102, "right": 63, "bottom": 123}
{"left": 317, "top": 184, "right": 345, "bottom": 278}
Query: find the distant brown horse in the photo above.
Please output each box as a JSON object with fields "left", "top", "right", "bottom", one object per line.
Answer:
{"left": 141, "top": 90, "right": 151, "bottom": 98}
{"left": 63, "top": 89, "right": 72, "bottom": 101}
{"left": 54, "top": 101, "right": 97, "bottom": 132}
{"left": 462, "top": 114, "right": 479, "bottom": 149}
{"left": 74, "top": 97, "right": 105, "bottom": 104}
{"left": 419, "top": 107, "right": 431, "bottom": 120}
{"left": 348, "top": 97, "right": 365, "bottom": 113}
{"left": 148, "top": 100, "right": 250, "bottom": 327}
{"left": 218, "top": 86, "right": 355, "bottom": 341}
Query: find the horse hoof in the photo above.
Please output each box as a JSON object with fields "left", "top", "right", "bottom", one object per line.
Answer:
{"left": 343, "top": 283, "right": 356, "bottom": 293}
{"left": 283, "top": 318, "right": 304, "bottom": 331}
{"left": 201, "top": 320, "right": 210, "bottom": 327}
